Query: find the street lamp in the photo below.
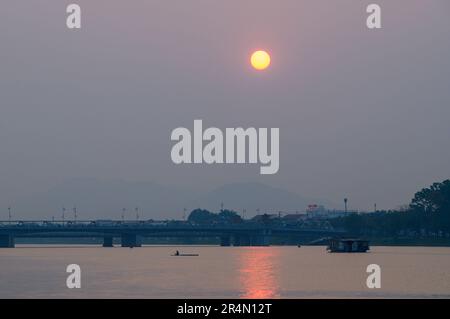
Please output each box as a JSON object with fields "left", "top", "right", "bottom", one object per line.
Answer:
{"left": 73, "top": 206, "right": 77, "bottom": 223}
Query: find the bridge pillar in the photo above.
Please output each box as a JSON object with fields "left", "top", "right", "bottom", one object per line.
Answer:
{"left": 220, "top": 236, "right": 231, "bottom": 247}
{"left": 103, "top": 236, "right": 114, "bottom": 247}
{"left": 251, "top": 230, "right": 271, "bottom": 246}
{"left": 233, "top": 235, "right": 241, "bottom": 247}
{"left": 250, "top": 235, "right": 270, "bottom": 246}
{"left": 0, "top": 234, "right": 15, "bottom": 248}
{"left": 234, "top": 235, "right": 251, "bottom": 246}
{"left": 241, "top": 235, "right": 251, "bottom": 246}
{"left": 121, "top": 234, "right": 142, "bottom": 247}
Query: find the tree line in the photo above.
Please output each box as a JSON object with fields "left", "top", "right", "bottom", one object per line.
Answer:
{"left": 330, "top": 180, "right": 450, "bottom": 238}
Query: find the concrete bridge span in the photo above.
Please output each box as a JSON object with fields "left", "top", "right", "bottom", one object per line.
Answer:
{"left": 0, "top": 220, "right": 344, "bottom": 248}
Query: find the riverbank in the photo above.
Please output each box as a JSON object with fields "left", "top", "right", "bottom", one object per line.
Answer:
{"left": 13, "top": 237, "right": 450, "bottom": 247}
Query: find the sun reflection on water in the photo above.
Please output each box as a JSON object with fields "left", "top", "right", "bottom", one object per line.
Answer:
{"left": 238, "top": 247, "right": 280, "bottom": 298}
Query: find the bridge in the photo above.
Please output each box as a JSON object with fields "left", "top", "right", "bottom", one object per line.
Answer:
{"left": 0, "top": 220, "right": 345, "bottom": 248}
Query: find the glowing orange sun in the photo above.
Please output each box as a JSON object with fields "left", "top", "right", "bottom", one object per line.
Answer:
{"left": 250, "top": 50, "right": 271, "bottom": 70}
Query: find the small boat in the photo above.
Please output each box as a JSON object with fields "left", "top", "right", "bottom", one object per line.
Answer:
{"left": 171, "top": 253, "right": 199, "bottom": 257}
{"left": 327, "top": 238, "right": 369, "bottom": 253}
{"left": 171, "top": 250, "right": 199, "bottom": 257}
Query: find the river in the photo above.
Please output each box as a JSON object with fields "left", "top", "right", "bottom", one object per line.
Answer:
{"left": 1, "top": 245, "right": 449, "bottom": 298}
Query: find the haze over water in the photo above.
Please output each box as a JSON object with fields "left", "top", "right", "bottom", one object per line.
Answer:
{"left": 1, "top": 246, "right": 450, "bottom": 298}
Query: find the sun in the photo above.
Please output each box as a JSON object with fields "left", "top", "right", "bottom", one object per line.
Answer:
{"left": 250, "top": 50, "right": 271, "bottom": 70}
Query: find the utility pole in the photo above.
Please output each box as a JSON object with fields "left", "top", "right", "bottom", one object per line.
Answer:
{"left": 73, "top": 206, "right": 77, "bottom": 223}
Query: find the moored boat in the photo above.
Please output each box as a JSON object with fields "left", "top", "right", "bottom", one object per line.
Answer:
{"left": 327, "top": 238, "right": 369, "bottom": 253}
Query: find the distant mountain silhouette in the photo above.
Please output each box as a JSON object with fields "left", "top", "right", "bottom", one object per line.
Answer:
{"left": 190, "top": 182, "right": 335, "bottom": 214}
{"left": 13, "top": 179, "right": 335, "bottom": 220}
{"left": 14, "top": 178, "right": 194, "bottom": 220}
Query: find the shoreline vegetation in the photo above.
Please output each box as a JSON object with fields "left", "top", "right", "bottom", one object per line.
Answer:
{"left": 327, "top": 179, "right": 450, "bottom": 247}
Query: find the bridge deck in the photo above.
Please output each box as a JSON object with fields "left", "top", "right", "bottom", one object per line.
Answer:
{"left": 0, "top": 220, "right": 345, "bottom": 248}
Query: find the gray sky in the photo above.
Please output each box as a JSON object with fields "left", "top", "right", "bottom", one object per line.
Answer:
{"left": 1, "top": 1, "right": 449, "bottom": 218}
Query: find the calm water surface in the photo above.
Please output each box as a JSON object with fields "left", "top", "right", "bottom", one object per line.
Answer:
{"left": 1, "top": 245, "right": 450, "bottom": 298}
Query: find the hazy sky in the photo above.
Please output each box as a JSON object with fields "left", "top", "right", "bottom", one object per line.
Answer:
{"left": 1, "top": 0, "right": 449, "bottom": 217}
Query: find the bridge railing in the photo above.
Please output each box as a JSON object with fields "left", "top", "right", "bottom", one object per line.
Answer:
{"left": 0, "top": 220, "right": 345, "bottom": 234}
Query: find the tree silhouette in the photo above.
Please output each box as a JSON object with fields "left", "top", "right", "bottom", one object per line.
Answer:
{"left": 411, "top": 180, "right": 450, "bottom": 214}
{"left": 187, "top": 209, "right": 216, "bottom": 225}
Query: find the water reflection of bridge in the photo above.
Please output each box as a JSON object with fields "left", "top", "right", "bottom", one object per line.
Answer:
{"left": 0, "top": 220, "right": 345, "bottom": 248}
